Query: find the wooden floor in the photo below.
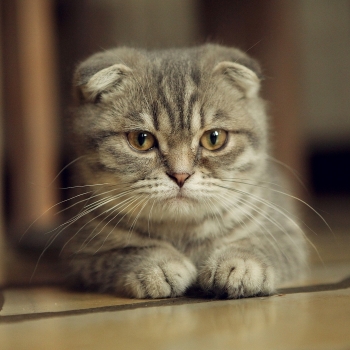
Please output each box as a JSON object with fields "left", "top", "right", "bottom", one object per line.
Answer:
{"left": 0, "top": 224, "right": 349, "bottom": 350}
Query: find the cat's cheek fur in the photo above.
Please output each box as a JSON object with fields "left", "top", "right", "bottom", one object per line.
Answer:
{"left": 198, "top": 247, "right": 275, "bottom": 298}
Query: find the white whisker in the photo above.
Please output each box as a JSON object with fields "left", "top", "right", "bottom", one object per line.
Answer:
{"left": 215, "top": 183, "right": 323, "bottom": 264}
{"left": 77, "top": 195, "right": 138, "bottom": 252}
{"left": 147, "top": 198, "right": 157, "bottom": 238}
{"left": 93, "top": 196, "right": 145, "bottom": 254}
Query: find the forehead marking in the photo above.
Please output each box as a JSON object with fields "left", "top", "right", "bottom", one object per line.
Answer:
{"left": 186, "top": 92, "right": 199, "bottom": 130}
{"left": 151, "top": 100, "right": 160, "bottom": 130}
{"left": 157, "top": 74, "right": 176, "bottom": 129}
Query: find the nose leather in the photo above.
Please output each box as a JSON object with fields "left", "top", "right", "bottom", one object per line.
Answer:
{"left": 167, "top": 173, "right": 191, "bottom": 188}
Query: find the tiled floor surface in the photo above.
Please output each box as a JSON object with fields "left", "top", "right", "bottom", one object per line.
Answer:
{"left": 0, "top": 226, "right": 349, "bottom": 350}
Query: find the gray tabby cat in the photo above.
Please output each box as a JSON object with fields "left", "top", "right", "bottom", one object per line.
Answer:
{"left": 64, "top": 44, "right": 307, "bottom": 299}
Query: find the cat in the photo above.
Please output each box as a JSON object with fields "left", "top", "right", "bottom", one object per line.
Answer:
{"left": 62, "top": 44, "right": 307, "bottom": 299}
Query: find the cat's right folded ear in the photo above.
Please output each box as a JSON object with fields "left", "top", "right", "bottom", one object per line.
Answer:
{"left": 73, "top": 63, "right": 132, "bottom": 104}
{"left": 213, "top": 61, "right": 261, "bottom": 99}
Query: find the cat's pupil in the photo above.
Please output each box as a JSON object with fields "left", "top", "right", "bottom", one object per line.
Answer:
{"left": 210, "top": 131, "right": 219, "bottom": 145}
{"left": 138, "top": 133, "right": 147, "bottom": 146}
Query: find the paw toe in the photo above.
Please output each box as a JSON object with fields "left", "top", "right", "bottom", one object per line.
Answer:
{"left": 199, "top": 255, "right": 275, "bottom": 299}
{"left": 123, "top": 258, "right": 197, "bottom": 299}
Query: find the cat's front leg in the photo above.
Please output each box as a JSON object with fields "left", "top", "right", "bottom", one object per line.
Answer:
{"left": 198, "top": 245, "right": 275, "bottom": 298}
{"left": 68, "top": 244, "right": 197, "bottom": 299}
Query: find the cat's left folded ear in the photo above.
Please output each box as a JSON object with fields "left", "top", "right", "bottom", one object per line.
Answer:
{"left": 74, "top": 63, "right": 132, "bottom": 104}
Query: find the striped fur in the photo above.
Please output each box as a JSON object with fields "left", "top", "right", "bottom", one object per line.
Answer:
{"left": 64, "top": 44, "right": 307, "bottom": 298}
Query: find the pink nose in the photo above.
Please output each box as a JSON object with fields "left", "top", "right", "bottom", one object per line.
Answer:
{"left": 167, "top": 173, "right": 191, "bottom": 188}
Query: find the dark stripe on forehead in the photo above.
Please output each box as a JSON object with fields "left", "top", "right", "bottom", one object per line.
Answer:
{"left": 186, "top": 92, "right": 199, "bottom": 130}
{"left": 176, "top": 84, "right": 185, "bottom": 129}
{"left": 158, "top": 87, "right": 176, "bottom": 129}
{"left": 191, "top": 66, "right": 201, "bottom": 87}
{"left": 151, "top": 101, "right": 160, "bottom": 130}
{"left": 200, "top": 105, "right": 205, "bottom": 129}
{"left": 125, "top": 111, "right": 144, "bottom": 124}
{"left": 170, "top": 65, "right": 186, "bottom": 130}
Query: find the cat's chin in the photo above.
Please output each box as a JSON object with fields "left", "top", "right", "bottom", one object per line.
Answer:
{"left": 170, "top": 187, "right": 201, "bottom": 201}
{"left": 156, "top": 193, "right": 207, "bottom": 220}
{"left": 163, "top": 194, "right": 196, "bottom": 205}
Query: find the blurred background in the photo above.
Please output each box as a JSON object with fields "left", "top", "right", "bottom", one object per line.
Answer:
{"left": 0, "top": 0, "right": 350, "bottom": 264}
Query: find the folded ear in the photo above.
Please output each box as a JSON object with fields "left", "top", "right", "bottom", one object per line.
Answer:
{"left": 213, "top": 61, "right": 261, "bottom": 98}
{"left": 74, "top": 63, "right": 132, "bottom": 103}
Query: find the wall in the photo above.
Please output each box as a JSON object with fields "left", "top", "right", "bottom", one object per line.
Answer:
{"left": 299, "top": 0, "right": 350, "bottom": 147}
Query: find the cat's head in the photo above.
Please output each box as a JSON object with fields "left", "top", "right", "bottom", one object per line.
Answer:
{"left": 69, "top": 44, "right": 268, "bottom": 222}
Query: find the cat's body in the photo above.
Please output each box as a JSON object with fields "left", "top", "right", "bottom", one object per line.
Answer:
{"left": 64, "top": 44, "right": 307, "bottom": 298}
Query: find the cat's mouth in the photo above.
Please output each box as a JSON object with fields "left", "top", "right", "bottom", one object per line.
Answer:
{"left": 176, "top": 189, "right": 185, "bottom": 197}
{"left": 166, "top": 188, "right": 197, "bottom": 203}
{"left": 165, "top": 196, "right": 195, "bottom": 207}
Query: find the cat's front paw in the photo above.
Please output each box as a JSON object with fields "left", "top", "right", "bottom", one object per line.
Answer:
{"left": 122, "top": 254, "right": 197, "bottom": 299}
{"left": 198, "top": 248, "right": 275, "bottom": 298}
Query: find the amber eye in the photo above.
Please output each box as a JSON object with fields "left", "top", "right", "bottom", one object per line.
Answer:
{"left": 200, "top": 129, "right": 228, "bottom": 151}
{"left": 127, "top": 131, "right": 156, "bottom": 151}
